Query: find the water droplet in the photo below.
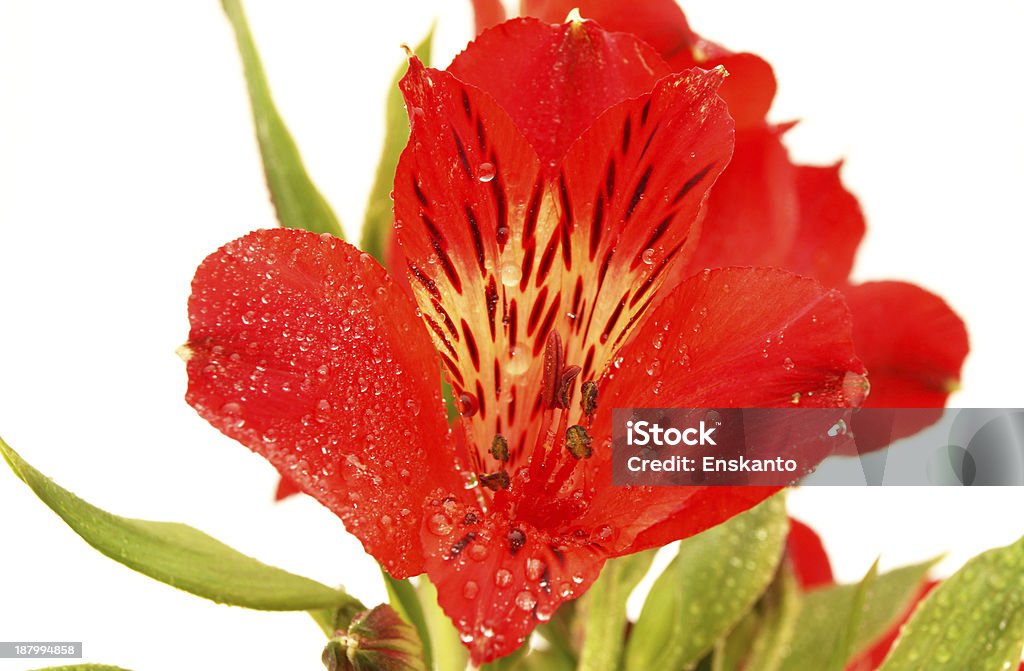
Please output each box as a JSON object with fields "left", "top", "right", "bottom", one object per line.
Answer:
{"left": 507, "top": 346, "right": 529, "bottom": 375}
{"left": 463, "top": 581, "right": 479, "bottom": 599}
{"left": 782, "top": 357, "right": 795, "bottom": 371}
{"left": 427, "top": 513, "right": 453, "bottom": 536}
{"left": 458, "top": 392, "right": 479, "bottom": 417}
{"left": 494, "top": 569, "right": 513, "bottom": 588}
{"left": 317, "top": 364, "right": 329, "bottom": 377}
{"left": 791, "top": 392, "right": 802, "bottom": 405}
{"left": 641, "top": 248, "right": 656, "bottom": 265}
{"left": 827, "top": 419, "right": 848, "bottom": 437}
{"left": 222, "top": 401, "right": 242, "bottom": 415}
{"left": 592, "top": 525, "right": 613, "bottom": 542}
{"left": 536, "top": 604, "right": 555, "bottom": 622}
{"left": 525, "top": 558, "right": 545, "bottom": 581}
{"left": 468, "top": 544, "right": 489, "bottom": 562}
{"left": 478, "top": 162, "right": 496, "bottom": 182}
{"left": 842, "top": 371, "right": 871, "bottom": 405}
{"left": 515, "top": 590, "right": 537, "bottom": 611}
{"left": 500, "top": 262, "right": 521, "bottom": 287}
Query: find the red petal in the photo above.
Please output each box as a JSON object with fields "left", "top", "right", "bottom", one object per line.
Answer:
{"left": 274, "top": 474, "right": 301, "bottom": 501}
{"left": 470, "top": 0, "right": 506, "bottom": 34}
{"left": 785, "top": 163, "right": 866, "bottom": 287}
{"left": 786, "top": 518, "right": 834, "bottom": 590}
{"left": 448, "top": 18, "right": 672, "bottom": 165}
{"left": 521, "top": 0, "right": 776, "bottom": 129}
{"left": 186, "top": 229, "right": 460, "bottom": 577}
{"left": 418, "top": 490, "right": 605, "bottom": 664}
{"left": 521, "top": 0, "right": 698, "bottom": 62}
{"left": 395, "top": 58, "right": 549, "bottom": 473}
{"left": 845, "top": 282, "right": 968, "bottom": 407}
{"left": 556, "top": 67, "right": 734, "bottom": 381}
{"left": 685, "top": 125, "right": 799, "bottom": 273}
{"left": 584, "top": 268, "right": 867, "bottom": 550}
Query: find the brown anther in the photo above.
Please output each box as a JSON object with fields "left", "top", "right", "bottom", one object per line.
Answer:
{"left": 565, "top": 425, "right": 593, "bottom": 459}
{"left": 557, "top": 365, "right": 582, "bottom": 409}
{"left": 479, "top": 470, "right": 510, "bottom": 491}
{"left": 581, "top": 381, "right": 599, "bottom": 418}
{"left": 490, "top": 434, "right": 510, "bottom": 462}
{"left": 542, "top": 330, "right": 564, "bottom": 409}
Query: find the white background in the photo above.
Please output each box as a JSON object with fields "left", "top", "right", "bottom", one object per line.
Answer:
{"left": 1, "top": 1, "right": 1023, "bottom": 669}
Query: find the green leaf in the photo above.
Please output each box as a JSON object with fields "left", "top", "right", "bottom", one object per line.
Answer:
{"left": 360, "top": 28, "right": 433, "bottom": 263}
{"left": 774, "top": 558, "right": 936, "bottom": 669}
{"left": 221, "top": 0, "right": 343, "bottom": 237}
{"left": 740, "top": 568, "right": 802, "bottom": 671}
{"left": 383, "top": 570, "right": 434, "bottom": 671}
{"left": 28, "top": 666, "right": 131, "bottom": 671}
{"left": 878, "top": 535, "right": 1024, "bottom": 671}
{"left": 578, "top": 550, "right": 657, "bottom": 671}
{"left": 624, "top": 494, "right": 789, "bottom": 671}
{"left": 417, "top": 576, "right": 468, "bottom": 671}
{"left": 826, "top": 559, "right": 879, "bottom": 671}
{"left": 0, "top": 436, "right": 358, "bottom": 611}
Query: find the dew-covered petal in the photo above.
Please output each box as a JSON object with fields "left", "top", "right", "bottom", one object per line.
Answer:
{"left": 576, "top": 268, "right": 866, "bottom": 550}
{"left": 844, "top": 281, "right": 967, "bottom": 408}
{"left": 185, "top": 229, "right": 460, "bottom": 577}
{"left": 557, "top": 67, "right": 734, "bottom": 382}
{"left": 522, "top": 0, "right": 776, "bottom": 129}
{"left": 449, "top": 17, "right": 672, "bottom": 165}
{"left": 417, "top": 487, "right": 606, "bottom": 665}
{"left": 395, "top": 58, "right": 552, "bottom": 474}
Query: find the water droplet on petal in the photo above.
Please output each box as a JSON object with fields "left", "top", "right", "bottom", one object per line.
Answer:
{"left": 478, "top": 162, "right": 496, "bottom": 182}
{"left": 500, "top": 262, "right": 521, "bottom": 287}
{"left": 641, "top": 248, "right": 656, "bottom": 265}
{"left": 463, "top": 581, "right": 479, "bottom": 599}
{"left": 507, "top": 346, "right": 529, "bottom": 375}
{"left": 494, "top": 569, "right": 513, "bottom": 588}
{"left": 515, "top": 590, "right": 537, "bottom": 612}
{"left": 428, "top": 513, "right": 453, "bottom": 536}
{"left": 782, "top": 357, "right": 795, "bottom": 371}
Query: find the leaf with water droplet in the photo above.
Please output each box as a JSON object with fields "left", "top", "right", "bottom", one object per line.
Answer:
{"left": 877, "top": 534, "right": 1024, "bottom": 671}
{"left": 361, "top": 27, "right": 434, "bottom": 263}
{"left": 772, "top": 556, "right": 937, "bottom": 669}
{"left": 220, "top": 0, "right": 343, "bottom": 238}
{"left": 0, "top": 436, "right": 359, "bottom": 612}
{"left": 624, "top": 494, "right": 788, "bottom": 671}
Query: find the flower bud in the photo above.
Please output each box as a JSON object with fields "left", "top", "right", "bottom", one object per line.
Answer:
{"left": 321, "top": 604, "right": 427, "bottom": 671}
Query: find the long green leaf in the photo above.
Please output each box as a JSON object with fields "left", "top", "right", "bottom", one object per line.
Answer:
{"left": 879, "top": 535, "right": 1024, "bottom": 671}
{"left": 1, "top": 437, "right": 357, "bottom": 611}
{"left": 221, "top": 0, "right": 343, "bottom": 237}
{"left": 774, "top": 558, "right": 936, "bottom": 669}
{"left": 578, "top": 550, "right": 657, "bottom": 671}
{"left": 383, "top": 570, "right": 434, "bottom": 671}
{"left": 624, "top": 494, "right": 789, "bottom": 671}
{"left": 826, "top": 559, "right": 879, "bottom": 671}
{"left": 741, "top": 568, "right": 802, "bottom": 671}
{"left": 417, "top": 576, "right": 468, "bottom": 671}
{"left": 361, "top": 29, "right": 433, "bottom": 263}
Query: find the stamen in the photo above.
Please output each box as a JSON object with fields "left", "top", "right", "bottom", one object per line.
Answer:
{"left": 581, "top": 381, "right": 599, "bottom": 419}
{"left": 490, "top": 434, "right": 510, "bottom": 462}
{"left": 565, "top": 425, "right": 593, "bottom": 459}
{"left": 558, "top": 365, "right": 582, "bottom": 409}
{"left": 542, "top": 330, "right": 564, "bottom": 409}
{"left": 479, "top": 470, "right": 510, "bottom": 491}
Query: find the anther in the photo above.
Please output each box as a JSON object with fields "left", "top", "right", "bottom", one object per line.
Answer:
{"left": 490, "top": 434, "right": 510, "bottom": 462}
{"left": 479, "top": 470, "right": 510, "bottom": 491}
{"left": 581, "top": 381, "right": 599, "bottom": 419}
{"left": 558, "top": 365, "right": 582, "bottom": 409}
{"left": 565, "top": 425, "right": 593, "bottom": 459}
{"left": 542, "top": 330, "right": 564, "bottom": 409}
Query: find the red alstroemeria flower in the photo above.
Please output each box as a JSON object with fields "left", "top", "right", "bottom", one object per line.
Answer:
{"left": 786, "top": 518, "right": 939, "bottom": 670}
{"left": 517, "top": 0, "right": 969, "bottom": 442}
{"left": 186, "top": 18, "right": 869, "bottom": 663}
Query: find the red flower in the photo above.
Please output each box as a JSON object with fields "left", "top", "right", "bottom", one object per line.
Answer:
{"left": 185, "top": 18, "right": 868, "bottom": 663}
{"left": 516, "top": 0, "right": 969, "bottom": 439}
